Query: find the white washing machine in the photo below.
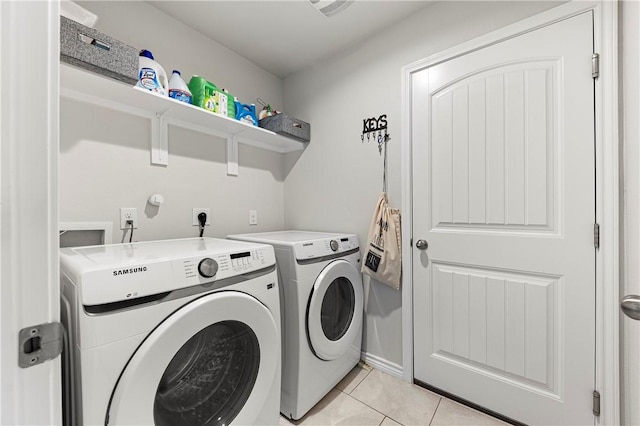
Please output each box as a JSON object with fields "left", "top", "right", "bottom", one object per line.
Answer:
{"left": 228, "top": 231, "right": 363, "bottom": 420}
{"left": 60, "top": 237, "right": 281, "bottom": 426}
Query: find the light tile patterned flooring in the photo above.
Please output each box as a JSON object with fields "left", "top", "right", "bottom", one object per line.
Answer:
{"left": 279, "top": 363, "right": 509, "bottom": 426}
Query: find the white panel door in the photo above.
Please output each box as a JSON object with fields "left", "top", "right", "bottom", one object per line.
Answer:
{"left": 412, "top": 12, "right": 595, "bottom": 425}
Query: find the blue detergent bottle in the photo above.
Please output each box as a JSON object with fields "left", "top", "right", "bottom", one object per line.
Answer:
{"left": 235, "top": 102, "right": 258, "bottom": 126}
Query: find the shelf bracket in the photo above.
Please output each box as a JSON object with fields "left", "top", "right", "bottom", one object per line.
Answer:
{"left": 151, "top": 111, "right": 169, "bottom": 166}
{"left": 227, "top": 135, "right": 239, "bottom": 176}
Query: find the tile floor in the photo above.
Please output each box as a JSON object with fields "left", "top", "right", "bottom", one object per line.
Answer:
{"left": 279, "top": 363, "right": 509, "bottom": 426}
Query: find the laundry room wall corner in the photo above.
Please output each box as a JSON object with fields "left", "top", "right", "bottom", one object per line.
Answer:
{"left": 60, "top": 1, "right": 287, "bottom": 243}
{"left": 282, "top": 0, "right": 561, "bottom": 368}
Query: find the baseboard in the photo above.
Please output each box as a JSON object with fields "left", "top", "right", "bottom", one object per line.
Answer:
{"left": 360, "top": 351, "right": 404, "bottom": 380}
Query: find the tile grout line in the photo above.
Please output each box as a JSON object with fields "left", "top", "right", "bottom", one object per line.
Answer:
{"left": 428, "top": 397, "right": 443, "bottom": 426}
{"left": 348, "top": 368, "right": 445, "bottom": 426}
{"left": 343, "top": 366, "right": 373, "bottom": 395}
{"left": 341, "top": 391, "right": 404, "bottom": 425}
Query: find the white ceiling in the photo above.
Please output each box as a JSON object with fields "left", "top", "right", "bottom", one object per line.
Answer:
{"left": 148, "top": 1, "right": 434, "bottom": 79}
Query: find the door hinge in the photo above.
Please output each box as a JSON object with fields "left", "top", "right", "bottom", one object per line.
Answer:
{"left": 18, "top": 322, "right": 64, "bottom": 368}
{"left": 594, "top": 223, "right": 600, "bottom": 249}
{"left": 592, "top": 53, "right": 600, "bottom": 79}
{"left": 593, "top": 390, "right": 601, "bottom": 416}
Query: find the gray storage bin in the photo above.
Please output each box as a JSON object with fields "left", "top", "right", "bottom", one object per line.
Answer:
{"left": 60, "top": 16, "right": 138, "bottom": 85}
{"left": 259, "top": 113, "right": 311, "bottom": 142}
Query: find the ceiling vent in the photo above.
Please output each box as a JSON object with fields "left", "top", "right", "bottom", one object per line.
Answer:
{"left": 309, "top": 0, "right": 354, "bottom": 17}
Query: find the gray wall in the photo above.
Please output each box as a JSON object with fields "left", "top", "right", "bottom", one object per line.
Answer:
{"left": 282, "top": 1, "right": 560, "bottom": 367}
{"left": 62, "top": 1, "right": 286, "bottom": 242}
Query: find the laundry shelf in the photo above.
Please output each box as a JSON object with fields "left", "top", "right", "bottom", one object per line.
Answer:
{"left": 60, "top": 64, "right": 307, "bottom": 175}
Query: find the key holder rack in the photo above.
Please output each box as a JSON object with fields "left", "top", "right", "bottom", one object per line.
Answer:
{"left": 361, "top": 114, "right": 390, "bottom": 155}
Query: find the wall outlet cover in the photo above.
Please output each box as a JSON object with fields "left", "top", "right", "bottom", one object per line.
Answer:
{"left": 120, "top": 207, "right": 138, "bottom": 230}
{"left": 192, "top": 208, "right": 211, "bottom": 226}
{"left": 249, "top": 210, "right": 258, "bottom": 226}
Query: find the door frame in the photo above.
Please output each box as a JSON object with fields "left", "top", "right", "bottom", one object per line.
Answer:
{"left": 400, "top": 1, "right": 619, "bottom": 425}
{"left": 0, "top": 0, "right": 61, "bottom": 424}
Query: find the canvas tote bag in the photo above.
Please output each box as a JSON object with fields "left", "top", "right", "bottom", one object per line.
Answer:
{"left": 361, "top": 138, "right": 402, "bottom": 289}
{"left": 362, "top": 192, "right": 402, "bottom": 289}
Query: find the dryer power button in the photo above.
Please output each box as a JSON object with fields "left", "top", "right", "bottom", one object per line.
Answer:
{"left": 198, "top": 258, "right": 219, "bottom": 278}
{"left": 330, "top": 240, "right": 339, "bottom": 251}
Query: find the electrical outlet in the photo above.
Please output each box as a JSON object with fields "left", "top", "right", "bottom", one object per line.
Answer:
{"left": 120, "top": 208, "right": 138, "bottom": 230}
{"left": 192, "top": 208, "right": 211, "bottom": 226}
{"left": 249, "top": 210, "right": 258, "bottom": 226}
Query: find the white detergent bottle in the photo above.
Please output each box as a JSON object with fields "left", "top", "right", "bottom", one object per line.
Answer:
{"left": 137, "top": 49, "right": 168, "bottom": 96}
{"left": 168, "top": 70, "right": 192, "bottom": 104}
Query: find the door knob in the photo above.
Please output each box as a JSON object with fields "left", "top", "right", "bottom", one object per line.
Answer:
{"left": 415, "top": 239, "right": 429, "bottom": 250}
{"left": 621, "top": 295, "right": 640, "bottom": 320}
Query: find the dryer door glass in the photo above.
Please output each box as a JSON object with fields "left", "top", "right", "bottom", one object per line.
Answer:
{"left": 153, "top": 320, "right": 260, "bottom": 426}
{"left": 321, "top": 277, "right": 355, "bottom": 341}
{"left": 307, "top": 259, "right": 364, "bottom": 361}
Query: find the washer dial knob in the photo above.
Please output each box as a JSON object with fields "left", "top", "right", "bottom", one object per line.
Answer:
{"left": 198, "top": 258, "right": 218, "bottom": 278}
{"left": 329, "top": 240, "right": 339, "bottom": 252}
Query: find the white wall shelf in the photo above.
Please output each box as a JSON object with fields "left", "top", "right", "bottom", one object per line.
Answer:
{"left": 59, "top": 64, "right": 308, "bottom": 175}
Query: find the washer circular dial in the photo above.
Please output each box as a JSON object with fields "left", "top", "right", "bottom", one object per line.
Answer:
{"left": 198, "top": 258, "right": 219, "bottom": 278}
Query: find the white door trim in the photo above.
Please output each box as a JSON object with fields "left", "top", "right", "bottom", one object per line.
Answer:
{"left": 0, "top": 0, "right": 61, "bottom": 424}
{"left": 400, "top": 2, "right": 619, "bottom": 424}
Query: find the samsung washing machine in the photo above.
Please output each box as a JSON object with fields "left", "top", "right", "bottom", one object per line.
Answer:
{"left": 60, "top": 237, "right": 281, "bottom": 425}
{"left": 227, "top": 231, "right": 363, "bottom": 420}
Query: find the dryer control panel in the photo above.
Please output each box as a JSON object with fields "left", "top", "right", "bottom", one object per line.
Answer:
{"left": 294, "top": 235, "right": 359, "bottom": 260}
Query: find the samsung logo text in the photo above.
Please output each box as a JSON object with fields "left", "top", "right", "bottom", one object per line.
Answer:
{"left": 113, "top": 267, "right": 148, "bottom": 276}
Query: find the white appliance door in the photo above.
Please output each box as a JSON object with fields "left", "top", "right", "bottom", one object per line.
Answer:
{"left": 411, "top": 11, "right": 595, "bottom": 425}
{"left": 307, "top": 260, "right": 363, "bottom": 360}
{"left": 107, "top": 291, "right": 279, "bottom": 425}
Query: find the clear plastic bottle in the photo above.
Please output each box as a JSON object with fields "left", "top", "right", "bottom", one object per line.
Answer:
{"left": 168, "top": 70, "right": 192, "bottom": 104}
{"left": 137, "top": 49, "right": 168, "bottom": 96}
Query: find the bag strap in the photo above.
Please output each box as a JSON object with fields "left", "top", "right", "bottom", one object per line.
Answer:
{"left": 383, "top": 135, "right": 388, "bottom": 193}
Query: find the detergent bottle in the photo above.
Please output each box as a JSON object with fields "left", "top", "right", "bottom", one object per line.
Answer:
{"left": 168, "top": 70, "right": 192, "bottom": 104}
{"left": 235, "top": 102, "right": 258, "bottom": 126}
{"left": 137, "top": 49, "right": 168, "bottom": 96}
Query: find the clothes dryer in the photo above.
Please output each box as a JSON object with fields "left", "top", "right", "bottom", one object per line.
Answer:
{"left": 228, "top": 231, "right": 363, "bottom": 420}
{"left": 60, "top": 237, "right": 280, "bottom": 426}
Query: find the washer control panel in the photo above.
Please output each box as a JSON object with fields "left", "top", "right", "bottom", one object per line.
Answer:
{"left": 64, "top": 238, "right": 276, "bottom": 307}
{"left": 176, "top": 247, "right": 272, "bottom": 285}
